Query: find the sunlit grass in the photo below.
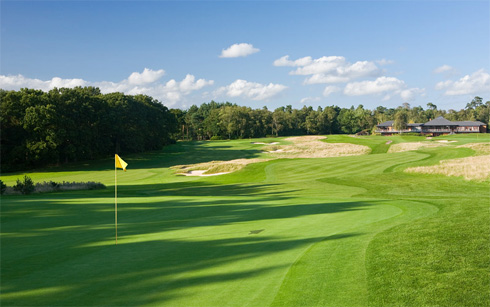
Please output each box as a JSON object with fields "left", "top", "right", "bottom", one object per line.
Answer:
{"left": 1, "top": 134, "right": 489, "bottom": 306}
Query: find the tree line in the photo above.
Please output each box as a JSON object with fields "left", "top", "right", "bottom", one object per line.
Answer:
{"left": 1, "top": 87, "right": 177, "bottom": 171}
{"left": 173, "top": 97, "right": 489, "bottom": 140}
{"left": 1, "top": 86, "right": 488, "bottom": 171}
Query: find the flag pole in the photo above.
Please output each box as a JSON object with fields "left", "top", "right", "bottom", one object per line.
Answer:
{"left": 115, "top": 158, "right": 118, "bottom": 245}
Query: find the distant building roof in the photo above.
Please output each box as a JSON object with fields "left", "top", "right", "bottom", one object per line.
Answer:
{"left": 453, "top": 120, "right": 486, "bottom": 126}
{"left": 423, "top": 116, "right": 456, "bottom": 126}
{"left": 377, "top": 120, "right": 394, "bottom": 127}
{"left": 407, "top": 123, "right": 423, "bottom": 127}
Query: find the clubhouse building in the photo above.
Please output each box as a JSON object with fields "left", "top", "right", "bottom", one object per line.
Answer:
{"left": 377, "top": 116, "right": 487, "bottom": 136}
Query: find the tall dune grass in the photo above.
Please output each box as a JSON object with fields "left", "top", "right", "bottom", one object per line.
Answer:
{"left": 405, "top": 155, "right": 490, "bottom": 181}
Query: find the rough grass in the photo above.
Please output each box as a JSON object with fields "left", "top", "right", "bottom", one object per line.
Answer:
{"left": 405, "top": 155, "right": 490, "bottom": 181}
{"left": 388, "top": 141, "right": 447, "bottom": 153}
{"left": 267, "top": 136, "right": 370, "bottom": 158}
{"left": 457, "top": 142, "right": 490, "bottom": 155}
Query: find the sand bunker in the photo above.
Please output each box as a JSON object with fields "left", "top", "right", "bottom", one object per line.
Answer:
{"left": 181, "top": 170, "right": 231, "bottom": 177}
{"left": 405, "top": 155, "right": 490, "bottom": 181}
{"left": 436, "top": 140, "right": 457, "bottom": 143}
{"left": 172, "top": 158, "right": 269, "bottom": 176}
{"left": 388, "top": 142, "right": 447, "bottom": 153}
{"left": 266, "top": 136, "right": 370, "bottom": 158}
{"left": 172, "top": 136, "right": 369, "bottom": 176}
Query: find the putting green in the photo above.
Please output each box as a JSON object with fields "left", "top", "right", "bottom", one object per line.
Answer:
{"left": 1, "top": 134, "right": 489, "bottom": 306}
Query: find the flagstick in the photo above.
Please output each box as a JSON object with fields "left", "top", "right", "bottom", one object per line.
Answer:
{"left": 115, "top": 162, "right": 118, "bottom": 245}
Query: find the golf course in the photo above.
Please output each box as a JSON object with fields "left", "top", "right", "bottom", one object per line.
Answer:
{"left": 1, "top": 134, "right": 489, "bottom": 306}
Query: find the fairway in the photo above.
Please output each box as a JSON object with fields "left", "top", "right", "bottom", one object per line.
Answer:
{"left": 1, "top": 135, "right": 489, "bottom": 306}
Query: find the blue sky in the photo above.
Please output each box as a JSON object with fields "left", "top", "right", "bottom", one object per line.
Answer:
{"left": 1, "top": 1, "right": 489, "bottom": 110}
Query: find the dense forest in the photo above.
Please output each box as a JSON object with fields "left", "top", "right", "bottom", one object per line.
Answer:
{"left": 1, "top": 87, "right": 177, "bottom": 171}
{"left": 1, "top": 87, "right": 488, "bottom": 171}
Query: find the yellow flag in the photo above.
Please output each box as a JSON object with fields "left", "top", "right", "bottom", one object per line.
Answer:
{"left": 115, "top": 154, "right": 128, "bottom": 171}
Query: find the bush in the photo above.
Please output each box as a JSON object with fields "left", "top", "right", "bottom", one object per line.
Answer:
{"left": 34, "top": 181, "right": 106, "bottom": 193}
{"left": 0, "top": 180, "right": 6, "bottom": 195}
{"left": 210, "top": 136, "right": 223, "bottom": 140}
{"left": 13, "top": 175, "right": 35, "bottom": 195}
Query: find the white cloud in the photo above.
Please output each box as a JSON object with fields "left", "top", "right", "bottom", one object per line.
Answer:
{"left": 300, "top": 96, "right": 321, "bottom": 104}
{"left": 274, "top": 55, "right": 381, "bottom": 84}
{"left": 215, "top": 79, "right": 287, "bottom": 101}
{"left": 273, "top": 55, "right": 313, "bottom": 67}
{"left": 433, "top": 64, "right": 454, "bottom": 74}
{"left": 435, "top": 69, "right": 490, "bottom": 95}
{"left": 304, "top": 74, "right": 350, "bottom": 84}
{"left": 127, "top": 68, "right": 165, "bottom": 85}
{"left": 0, "top": 69, "right": 214, "bottom": 107}
{"left": 219, "top": 43, "right": 260, "bottom": 58}
{"left": 344, "top": 76, "right": 405, "bottom": 96}
{"left": 323, "top": 85, "right": 341, "bottom": 97}
{"left": 0, "top": 74, "right": 87, "bottom": 91}
{"left": 400, "top": 88, "right": 426, "bottom": 101}
{"left": 344, "top": 76, "right": 424, "bottom": 101}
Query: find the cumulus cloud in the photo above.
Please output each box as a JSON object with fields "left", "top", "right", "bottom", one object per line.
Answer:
{"left": 300, "top": 96, "right": 321, "bottom": 104}
{"left": 0, "top": 74, "right": 87, "bottom": 91}
{"left": 344, "top": 76, "right": 424, "bottom": 101}
{"left": 274, "top": 55, "right": 381, "bottom": 84}
{"left": 215, "top": 79, "right": 287, "bottom": 101}
{"left": 323, "top": 85, "right": 341, "bottom": 97}
{"left": 344, "top": 77, "right": 405, "bottom": 96}
{"left": 435, "top": 69, "right": 490, "bottom": 95}
{"left": 128, "top": 68, "right": 165, "bottom": 85}
{"left": 220, "top": 43, "right": 260, "bottom": 58}
{"left": 433, "top": 64, "right": 454, "bottom": 74}
{"left": 0, "top": 69, "right": 213, "bottom": 107}
{"left": 273, "top": 55, "right": 313, "bottom": 67}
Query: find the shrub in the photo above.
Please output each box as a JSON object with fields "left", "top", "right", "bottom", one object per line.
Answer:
{"left": 0, "top": 180, "right": 6, "bottom": 195}
{"left": 210, "top": 136, "right": 223, "bottom": 140}
{"left": 13, "top": 175, "right": 35, "bottom": 195}
{"left": 34, "top": 181, "right": 106, "bottom": 193}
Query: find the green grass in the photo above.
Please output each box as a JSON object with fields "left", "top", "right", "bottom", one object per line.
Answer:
{"left": 1, "top": 134, "right": 489, "bottom": 306}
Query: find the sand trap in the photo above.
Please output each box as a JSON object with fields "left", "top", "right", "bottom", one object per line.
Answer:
{"left": 436, "top": 140, "right": 457, "bottom": 143}
{"left": 182, "top": 170, "right": 231, "bottom": 176}
{"left": 172, "top": 158, "right": 270, "bottom": 177}
{"left": 173, "top": 136, "right": 370, "bottom": 176}
{"left": 405, "top": 155, "right": 490, "bottom": 181}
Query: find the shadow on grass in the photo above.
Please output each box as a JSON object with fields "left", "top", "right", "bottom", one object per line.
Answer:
{"left": 1, "top": 233, "right": 359, "bottom": 306}
{"left": 1, "top": 180, "right": 370, "bottom": 305}
{"left": 1, "top": 141, "right": 264, "bottom": 174}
